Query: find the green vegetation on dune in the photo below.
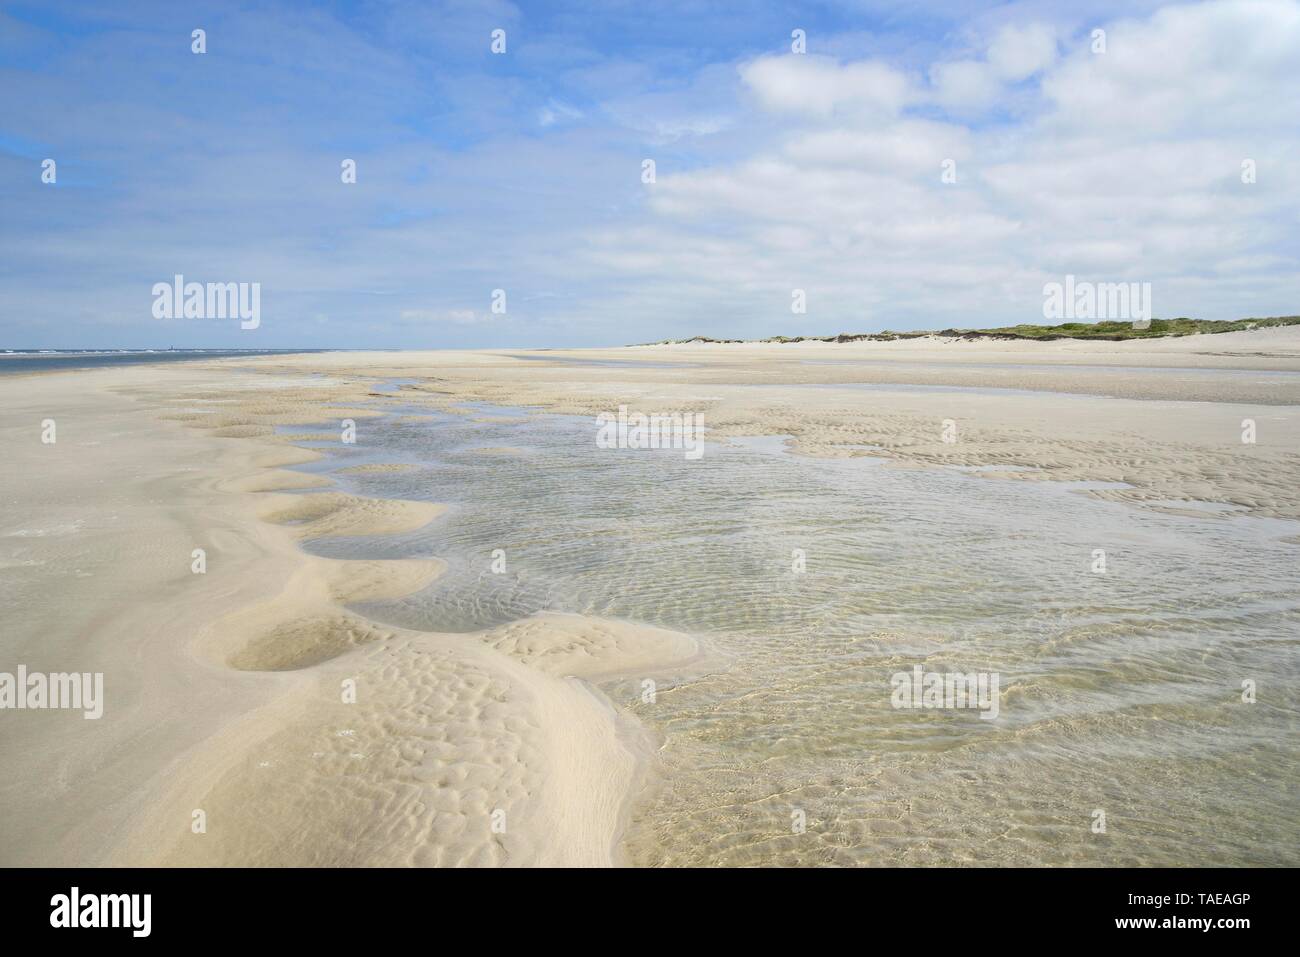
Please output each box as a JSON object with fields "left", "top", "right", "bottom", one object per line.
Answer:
{"left": 945, "top": 315, "right": 1300, "bottom": 341}
{"left": 643, "top": 315, "right": 1300, "bottom": 346}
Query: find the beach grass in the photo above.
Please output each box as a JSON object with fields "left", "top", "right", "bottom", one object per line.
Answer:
{"left": 646, "top": 315, "right": 1300, "bottom": 345}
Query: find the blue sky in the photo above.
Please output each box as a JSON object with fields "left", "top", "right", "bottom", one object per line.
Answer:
{"left": 1, "top": 0, "right": 1297, "bottom": 348}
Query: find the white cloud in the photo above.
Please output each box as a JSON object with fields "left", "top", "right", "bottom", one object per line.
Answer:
{"left": 782, "top": 120, "right": 972, "bottom": 172}
{"left": 929, "top": 22, "right": 1058, "bottom": 113}
{"left": 929, "top": 59, "right": 1003, "bottom": 112}
{"left": 588, "top": 0, "right": 1300, "bottom": 334}
{"left": 1041, "top": 0, "right": 1300, "bottom": 134}
{"left": 987, "top": 23, "right": 1058, "bottom": 81}
{"left": 740, "top": 54, "right": 911, "bottom": 118}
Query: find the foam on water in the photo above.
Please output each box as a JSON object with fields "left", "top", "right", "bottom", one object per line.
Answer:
{"left": 297, "top": 401, "right": 1300, "bottom": 866}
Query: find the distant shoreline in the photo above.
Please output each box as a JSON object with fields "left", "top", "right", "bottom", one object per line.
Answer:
{"left": 638, "top": 315, "right": 1300, "bottom": 346}
{"left": 0, "top": 349, "right": 328, "bottom": 377}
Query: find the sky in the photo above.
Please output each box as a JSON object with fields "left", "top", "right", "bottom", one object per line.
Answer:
{"left": 1, "top": 0, "right": 1297, "bottom": 349}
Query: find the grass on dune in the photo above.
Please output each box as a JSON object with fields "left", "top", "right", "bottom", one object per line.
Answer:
{"left": 940, "top": 316, "right": 1300, "bottom": 341}
{"left": 645, "top": 315, "right": 1300, "bottom": 345}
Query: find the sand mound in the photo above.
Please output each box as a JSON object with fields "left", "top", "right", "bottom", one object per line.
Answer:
{"left": 252, "top": 446, "right": 322, "bottom": 468}
{"left": 324, "top": 557, "right": 446, "bottom": 603}
{"left": 185, "top": 414, "right": 259, "bottom": 430}
{"left": 213, "top": 424, "right": 276, "bottom": 438}
{"left": 149, "top": 615, "right": 694, "bottom": 867}
{"left": 148, "top": 635, "right": 541, "bottom": 866}
{"left": 227, "top": 614, "right": 395, "bottom": 671}
{"left": 335, "top": 462, "right": 418, "bottom": 474}
{"left": 222, "top": 469, "right": 332, "bottom": 493}
{"left": 481, "top": 612, "right": 698, "bottom": 679}
{"left": 259, "top": 492, "right": 444, "bottom": 539}
{"left": 276, "top": 431, "right": 344, "bottom": 442}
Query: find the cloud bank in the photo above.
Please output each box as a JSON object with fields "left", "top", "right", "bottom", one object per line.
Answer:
{"left": 1, "top": 0, "right": 1296, "bottom": 347}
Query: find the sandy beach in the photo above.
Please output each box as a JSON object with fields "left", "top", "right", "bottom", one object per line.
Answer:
{"left": 0, "top": 362, "right": 697, "bottom": 867}
{"left": 3, "top": 327, "right": 1298, "bottom": 867}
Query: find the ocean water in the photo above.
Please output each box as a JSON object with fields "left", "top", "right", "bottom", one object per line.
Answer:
{"left": 0, "top": 349, "right": 322, "bottom": 374}
{"left": 290, "top": 398, "right": 1300, "bottom": 867}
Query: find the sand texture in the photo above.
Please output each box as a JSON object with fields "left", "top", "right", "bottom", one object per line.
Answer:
{"left": 2, "top": 327, "right": 1298, "bottom": 866}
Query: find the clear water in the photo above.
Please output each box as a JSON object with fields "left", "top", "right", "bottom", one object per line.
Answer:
{"left": 295, "top": 400, "right": 1300, "bottom": 867}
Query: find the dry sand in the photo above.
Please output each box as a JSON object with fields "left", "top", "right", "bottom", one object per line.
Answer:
{"left": 2, "top": 326, "right": 1298, "bottom": 866}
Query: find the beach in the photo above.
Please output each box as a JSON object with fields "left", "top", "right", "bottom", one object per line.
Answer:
{"left": 2, "top": 327, "right": 1298, "bottom": 867}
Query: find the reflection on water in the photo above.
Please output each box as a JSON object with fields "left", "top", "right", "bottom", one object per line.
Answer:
{"left": 299, "top": 401, "right": 1300, "bottom": 866}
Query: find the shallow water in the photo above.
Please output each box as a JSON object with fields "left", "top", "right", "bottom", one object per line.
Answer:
{"left": 296, "top": 400, "right": 1300, "bottom": 867}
